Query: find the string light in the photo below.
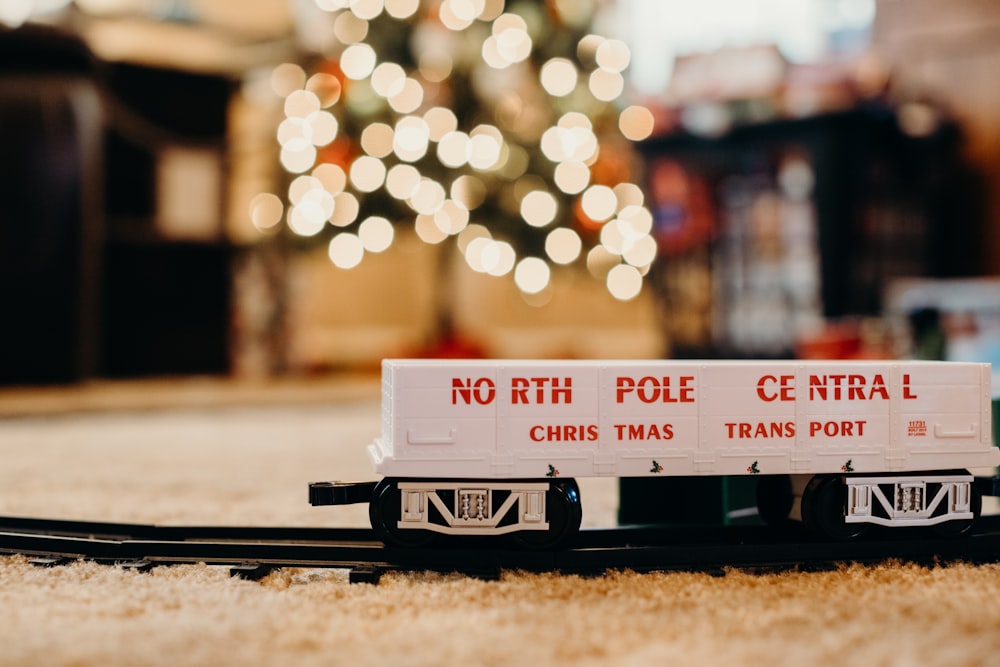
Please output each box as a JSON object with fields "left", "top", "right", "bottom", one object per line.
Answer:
{"left": 613, "top": 183, "right": 645, "bottom": 209}
{"left": 618, "top": 105, "right": 655, "bottom": 141}
{"left": 329, "top": 232, "right": 365, "bottom": 268}
{"left": 329, "top": 192, "right": 360, "bottom": 227}
{"left": 254, "top": 2, "right": 658, "bottom": 302}
{"left": 553, "top": 160, "right": 590, "bottom": 194}
{"left": 514, "top": 257, "right": 550, "bottom": 294}
{"left": 520, "top": 190, "right": 558, "bottom": 228}
{"left": 540, "top": 58, "right": 578, "bottom": 97}
{"left": 451, "top": 175, "right": 486, "bottom": 209}
{"left": 457, "top": 223, "right": 492, "bottom": 252}
{"left": 361, "top": 122, "right": 394, "bottom": 158}
{"left": 434, "top": 199, "right": 470, "bottom": 235}
{"left": 388, "top": 78, "right": 424, "bottom": 113}
{"left": 581, "top": 185, "right": 618, "bottom": 222}
{"left": 595, "top": 39, "right": 631, "bottom": 72}
{"left": 386, "top": 164, "right": 421, "bottom": 199}
{"left": 334, "top": 10, "right": 369, "bottom": 43}
{"left": 249, "top": 193, "right": 284, "bottom": 230}
{"left": 350, "top": 0, "right": 384, "bottom": 21}
{"left": 545, "top": 227, "right": 582, "bottom": 265}
{"left": 313, "top": 163, "right": 347, "bottom": 195}
{"left": 340, "top": 44, "right": 377, "bottom": 80}
{"left": 270, "top": 63, "right": 306, "bottom": 97}
{"left": 424, "top": 107, "right": 459, "bottom": 140}
{"left": 606, "top": 263, "right": 643, "bottom": 300}
{"left": 349, "top": 155, "right": 387, "bottom": 192}
{"left": 371, "top": 63, "right": 407, "bottom": 98}
{"left": 306, "top": 73, "right": 343, "bottom": 107}
{"left": 288, "top": 175, "right": 321, "bottom": 204}
{"left": 384, "top": 0, "right": 419, "bottom": 19}
{"left": 415, "top": 213, "right": 449, "bottom": 243}
{"left": 409, "top": 178, "right": 446, "bottom": 215}
{"left": 359, "top": 216, "right": 395, "bottom": 252}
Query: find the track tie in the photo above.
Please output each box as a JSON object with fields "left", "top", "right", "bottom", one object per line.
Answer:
{"left": 29, "top": 557, "right": 73, "bottom": 568}
{"left": 120, "top": 559, "right": 155, "bottom": 573}
{"left": 349, "top": 565, "right": 384, "bottom": 584}
{"left": 230, "top": 562, "right": 273, "bottom": 581}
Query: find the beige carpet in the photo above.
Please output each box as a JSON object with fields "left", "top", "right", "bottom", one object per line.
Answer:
{"left": 1, "top": 379, "right": 999, "bottom": 666}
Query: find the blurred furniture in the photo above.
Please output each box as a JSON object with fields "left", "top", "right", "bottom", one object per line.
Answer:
{"left": 100, "top": 62, "right": 234, "bottom": 377}
{"left": 0, "top": 26, "right": 103, "bottom": 384}
{"left": 641, "top": 107, "right": 983, "bottom": 359}
{"left": 0, "top": 25, "right": 235, "bottom": 383}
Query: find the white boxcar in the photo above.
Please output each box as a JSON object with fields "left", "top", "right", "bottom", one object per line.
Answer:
{"left": 336, "top": 358, "right": 999, "bottom": 547}
{"left": 370, "top": 359, "right": 998, "bottom": 480}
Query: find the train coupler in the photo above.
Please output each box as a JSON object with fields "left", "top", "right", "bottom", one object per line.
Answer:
{"left": 309, "top": 481, "right": 378, "bottom": 506}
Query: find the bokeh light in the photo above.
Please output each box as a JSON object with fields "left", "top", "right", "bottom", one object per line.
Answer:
{"left": 581, "top": 185, "right": 618, "bottom": 222}
{"left": 540, "top": 58, "right": 577, "bottom": 97}
{"left": 553, "top": 160, "right": 590, "bottom": 194}
{"left": 371, "top": 62, "right": 406, "bottom": 98}
{"left": 361, "top": 122, "right": 394, "bottom": 157}
{"left": 350, "top": 0, "right": 384, "bottom": 21}
{"left": 606, "top": 263, "right": 643, "bottom": 301}
{"left": 434, "top": 199, "right": 470, "bottom": 235}
{"left": 514, "top": 257, "right": 550, "bottom": 294}
{"left": 306, "top": 73, "right": 342, "bottom": 108}
{"left": 415, "top": 213, "right": 449, "bottom": 243}
{"left": 595, "top": 39, "right": 631, "bottom": 72}
{"left": 349, "top": 155, "right": 387, "bottom": 192}
{"left": 588, "top": 68, "right": 625, "bottom": 102}
{"left": 520, "top": 190, "right": 558, "bottom": 228}
{"left": 329, "top": 232, "right": 365, "bottom": 269}
{"left": 393, "top": 116, "right": 431, "bottom": 162}
{"left": 424, "top": 107, "right": 459, "bottom": 140}
{"left": 258, "top": 1, "right": 658, "bottom": 302}
{"left": 545, "top": 227, "right": 582, "bottom": 264}
{"left": 249, "top": 193, "right": 284, "bottom": 230}
{"left": 384, "top": 0, "right": 419, "bottom": 19}
{"left": 388, "top": 78, "right": 424, "bottom": 113}
{"left": 451, "top": 175, "right": 486, "bottom": 209}
{"left": 329, "top": 192, "right": 360, "bottom": 227}
{"left": 341, "top": 44, "right": 377, "bottom": 80}
{"left": 307, "top": 111, "right": 338, "bottom": 146}
{"left": 313, "top": 163, "right": 347, "bottom": 195}
{"left": 386, "top": 164, "right": 421, "bottom": 199}
{"left": 410, "top": 178, "right": 446, "bottom": 215}
{"left": 619, "top": 105, "right": 655, "bottom": 141}
{"left": 437, "top": 131, "right": 470, "bottom": 168}
{"left": 271, "top": 63, "right": 306, "bottom": 97}
{"left": 359, "top": 216, "right": 395, "bottom": 252}
{"left": 334, "top": 10, "right": 369, "bottom": 43}
{"left": 280, "top": 142, "right": 317, "bottom": 174}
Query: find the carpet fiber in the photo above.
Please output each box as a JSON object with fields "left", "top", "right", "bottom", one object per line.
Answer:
{"left": 1, "top": 381, "right": 999, "bottom": 666}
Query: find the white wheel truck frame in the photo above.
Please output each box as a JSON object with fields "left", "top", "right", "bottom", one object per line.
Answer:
{"left": 843, "top": 472, "right": 976, "bottom": 527}
{"left": 395, "top": 480, "right": 551, "bottom": 536}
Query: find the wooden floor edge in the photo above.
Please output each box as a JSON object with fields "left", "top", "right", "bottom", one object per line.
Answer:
{"left": 0, "top": 374, "right": 382, "bottom": 418}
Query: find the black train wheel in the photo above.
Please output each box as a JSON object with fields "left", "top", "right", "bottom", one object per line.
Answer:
{"left": 801, "top": 475, "right": 868, "bottom": 540}
{"left": 369, "top": 478, "right": 435, "bottom": 548}
{"left": 509, "top": 479, "right": 583, "bottom": 550}
{"left": 755, "top": 474, "right": 794, "bottom": 527}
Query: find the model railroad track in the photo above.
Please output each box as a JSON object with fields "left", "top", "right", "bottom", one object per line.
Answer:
{"left": 1, "top": 515, "right": 999, "bottom": 583}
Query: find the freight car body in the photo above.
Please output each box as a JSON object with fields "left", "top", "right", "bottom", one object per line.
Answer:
{"left": 310, "top": 359, "right": 999, "bottom": 548}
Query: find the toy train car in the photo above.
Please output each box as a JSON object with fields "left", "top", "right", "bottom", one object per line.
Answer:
{"left": 310, "top": 359, "right": 1000, "bottom": 548}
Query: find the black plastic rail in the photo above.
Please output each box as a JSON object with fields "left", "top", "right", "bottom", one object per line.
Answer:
{"left": 2, "top": 515, "right": 1000, "bottom": 583}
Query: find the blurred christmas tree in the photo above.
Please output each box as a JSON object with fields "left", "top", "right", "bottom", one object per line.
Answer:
{"left": 249, "top": 0, "right": 657, "bottom": 304}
